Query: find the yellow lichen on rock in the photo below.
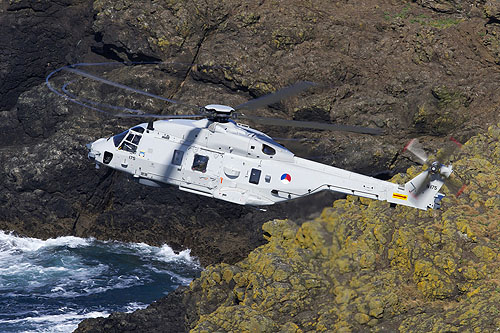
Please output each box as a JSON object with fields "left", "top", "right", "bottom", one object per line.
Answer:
{"left": 413, "top": 259, "right": 455, "bottom": 298}
{"left": 472, "top": 245, "right": 498, "bottom": 262}
{"left": 188, "top": 125, "right": 500, "bottom": 332}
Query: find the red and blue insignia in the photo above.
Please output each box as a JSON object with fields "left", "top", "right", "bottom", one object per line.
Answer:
{"left": 280, "top": 173, "right": 292, "bottom": 184}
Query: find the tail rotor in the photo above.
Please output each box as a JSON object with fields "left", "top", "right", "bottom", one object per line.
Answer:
{"left": 403, "top": 137, "right": 466, "bottom": 197}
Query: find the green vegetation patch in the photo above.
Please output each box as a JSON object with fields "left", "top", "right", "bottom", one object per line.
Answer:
{"left": 384, "top": 5, "right": 462, "bottom": 29}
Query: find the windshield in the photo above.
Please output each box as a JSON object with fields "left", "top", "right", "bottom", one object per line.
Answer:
{"left": 113, "top": 130, "right": 128, "bottom": 147}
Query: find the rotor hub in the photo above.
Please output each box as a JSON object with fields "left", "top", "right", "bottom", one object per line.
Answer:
{"left": 430, "top": 161, "right": 440, "bottom": 174}
{"left": 204, "top": 104, "right": 235, "bottom": 122}
{"left": 204, "top": 104, "right": 235, "bottom": 114}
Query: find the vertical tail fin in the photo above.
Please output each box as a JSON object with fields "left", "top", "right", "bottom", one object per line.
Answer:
{"left": 404, "top": 166, "right": 451, "bottom": 210}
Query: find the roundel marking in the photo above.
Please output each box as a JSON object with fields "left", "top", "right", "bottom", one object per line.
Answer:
{"left": 280, "top": 173, "right": 292, "bottom": 184}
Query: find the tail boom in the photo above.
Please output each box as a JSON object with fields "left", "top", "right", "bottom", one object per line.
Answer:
{"left": 291, "top": 157, "right": 449, "bottom": 210}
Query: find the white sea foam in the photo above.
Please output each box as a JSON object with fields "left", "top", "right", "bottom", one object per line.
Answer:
{"left": 146, "top": 265, "right": 195, "bottom": 285}
{"left": 157, "top": 244, "right": 196, "bottom": 263}
{"left": 124, "top": 302, "right": 148, "bottom": 313}
{"left": 0, "top": 310, "right": 109, "bottom": 333}
{"left": 165, "top": 270, "right": 194, "bottom": 285}
{"left": 0, "top": 230, "right": 199, "bottom": 265}
{"left": 0, "top": 230, "right": 201, "bottom": 333}
{"left": 118, "top": 240, "right": 200, "bottom": 267}
{"left": 0, "top": 230, "right": 92, "bottom": 254}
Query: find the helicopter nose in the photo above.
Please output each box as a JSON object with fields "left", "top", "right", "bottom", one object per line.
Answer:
{"left": 87, "top": 138, "right": 114, "bottom": 168}
{"left": 87, "top": 142, "right": 97, "bottom": 161}
{"left": 87, "top": 138, "right": 105, "bottom": 161}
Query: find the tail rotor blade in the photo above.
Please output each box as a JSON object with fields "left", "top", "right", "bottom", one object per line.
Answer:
{"left": 436, "top": 137, "right": 466, "bottom": 197}
{"left": 403, "top": 138, "right": 428, "bottom": 165}
{"left": 436, "top": 136, "right": 463, "bottom": 163}
{"left": 411, "top": 170, "right": 431, "bottom": 198}
{"left": 445, "top": 173, "right": 466, "bottom": 197}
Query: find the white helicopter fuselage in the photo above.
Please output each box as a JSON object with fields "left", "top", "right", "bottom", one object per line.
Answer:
{"left": 87, "top": 118, "right": 448, "bottom": 210}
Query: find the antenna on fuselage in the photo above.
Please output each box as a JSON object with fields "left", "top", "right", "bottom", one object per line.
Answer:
{"left": 147, "top": 119, "right": 154, "bottom": 131}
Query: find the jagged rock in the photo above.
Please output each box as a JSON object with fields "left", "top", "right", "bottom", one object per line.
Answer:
{"left": 180, "top": 124, "right": 499, "bottom": 332}
{"left": 75, "top": 286, "right": 190, "bottom": 333}
{"left": 413, "top": 0, "right": 483, "bottom": 15}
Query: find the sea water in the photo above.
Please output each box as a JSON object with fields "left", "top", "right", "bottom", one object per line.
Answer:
{"left": 0, "top": 231, "right": 201, "bottom": 333}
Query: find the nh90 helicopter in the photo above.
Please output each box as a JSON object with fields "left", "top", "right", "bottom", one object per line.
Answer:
{"left": 47, "top": 62, "right": 457, "bottom": 210}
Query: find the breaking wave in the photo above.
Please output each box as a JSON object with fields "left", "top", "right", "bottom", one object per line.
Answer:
{"left": 0, "top": 231, "right": 200, "bottom": 333}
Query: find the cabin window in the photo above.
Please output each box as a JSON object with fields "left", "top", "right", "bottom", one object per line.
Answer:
{"left": 262, "top": 144, "right": 276, "bottom": 156}
{"left": 249, "top": 168, "right": 262, "bottom": 184}
{"left": 265, "top": 175, "right": 271, "bottom": 183}
{"left": 172, "top": 150, "right": 184, "bottom": 166}
{"left": 192, "top": 154, "right": 209, "bottom": 173}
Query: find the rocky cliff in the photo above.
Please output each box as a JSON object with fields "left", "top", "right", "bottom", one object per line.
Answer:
{"left": 1, "top": 0, "right": 500, "bottom": 331}
{"left": 2, "top": 0, "right": 499, "bottom": 266}
{"left": 77, "top": 124, "right": 500, "bottom": 332}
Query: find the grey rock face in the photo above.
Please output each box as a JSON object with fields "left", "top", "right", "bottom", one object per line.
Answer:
{"left": 0, "top": 0, "right": 94, "bottom": 110}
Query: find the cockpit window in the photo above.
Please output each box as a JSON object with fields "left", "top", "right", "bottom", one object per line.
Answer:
{"left": 262, "top": 144, "right": 276, "bottom": 156}
{"left": 113, "top": 130, "right": 128, "bottom": 147}
{"left": 113, "top": 127, "right": 144, "bottom": 149}
{"left": 131, "top": 126, "right": 145, "bottom": 134}
{"left": 119, "top": 132, "right": 142, "bottom": 153}
{"left": 132, "top": 135, "right": 141, "bottom": 145}
{"left": 121, "top": 142, "right": 137, "bottom": 153}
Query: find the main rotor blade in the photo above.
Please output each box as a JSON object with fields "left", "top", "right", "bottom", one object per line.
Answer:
{"left": 238, "top": 115, "right": 383, "bottom": 135}
{"left": 235, "top": 81, "right": 317, "bottom": 111}
{"left": 115, "top": 112, "right": 204, "bottom": 119}
{"left": 63, "top": 67, "right": 197, "bottom": 108}
{"left": 60, "top": 78, "right": 204, "bottom": 120}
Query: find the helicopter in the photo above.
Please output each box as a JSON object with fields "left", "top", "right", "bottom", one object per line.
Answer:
{"left": 47, "top": 62, "right": 456, "bottom": 210}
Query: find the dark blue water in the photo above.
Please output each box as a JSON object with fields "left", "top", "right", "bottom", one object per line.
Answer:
{"left": 0, "top": 231, "right": 201, "bottom": 332}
